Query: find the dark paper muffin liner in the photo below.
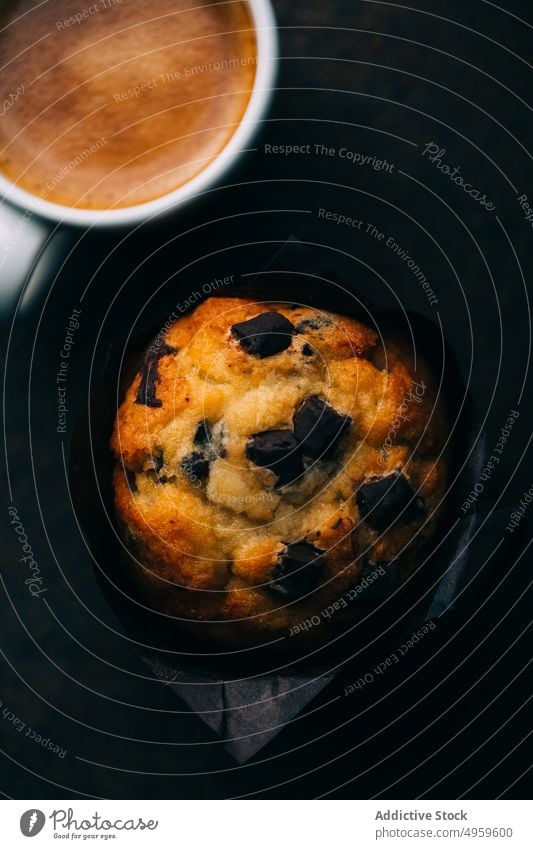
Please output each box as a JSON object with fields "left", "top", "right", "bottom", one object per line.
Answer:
{"left": 69, "top": 238, "right": 519, "bottom": 763}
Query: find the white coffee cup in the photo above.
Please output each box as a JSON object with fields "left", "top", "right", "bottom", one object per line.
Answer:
{"left": 0, "top": 0, "right": 277, "bottom": 313}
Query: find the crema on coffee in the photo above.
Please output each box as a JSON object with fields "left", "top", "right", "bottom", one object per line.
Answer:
{"left": 0, "top": 0, "right": 256, "bottom": 208}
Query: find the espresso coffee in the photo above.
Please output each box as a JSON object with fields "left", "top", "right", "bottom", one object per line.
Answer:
{"left": 0, "top": 0, "right": 256, "bottom": 209}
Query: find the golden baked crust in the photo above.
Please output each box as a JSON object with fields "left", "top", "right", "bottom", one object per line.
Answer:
{"left": 111, "top": 296, "right": 448, "bottom": 648}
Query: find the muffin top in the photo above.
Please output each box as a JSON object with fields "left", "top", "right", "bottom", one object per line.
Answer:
{"left": 111, "top": 296, "right": 447, "bottom": 646}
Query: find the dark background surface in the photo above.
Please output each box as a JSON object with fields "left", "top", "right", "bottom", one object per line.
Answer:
{"left": 1, "top": 0, "right": 533, "bottom": 798}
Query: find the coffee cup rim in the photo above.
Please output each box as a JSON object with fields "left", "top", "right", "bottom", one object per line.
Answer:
{"left": 0, "top": 0, "right": 278, "bottom": 228}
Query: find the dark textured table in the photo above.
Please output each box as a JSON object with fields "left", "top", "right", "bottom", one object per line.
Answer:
{"left": 1, "top": 0, "right": 533, "bottom": 799}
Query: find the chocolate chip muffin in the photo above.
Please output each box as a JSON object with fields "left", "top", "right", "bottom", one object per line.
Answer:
{"left": 111, "top": 296, "right": 448, "bottom": 649}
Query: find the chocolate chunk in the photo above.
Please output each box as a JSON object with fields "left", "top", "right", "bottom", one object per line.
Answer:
{"left": 181, "top": 451, "right": 210, "bottom": 482}
{"left": 302, "top": 343, "right": 313, "bottom": 357}
{"left": 135, "top": 344, "right": 177, "bottom": 407}
{"left": 356, "top": 472, "right": 425, "bottom": 531}
{"left": 293, "top": 395, "right": 351, "bottom": 459}
{"left": 150, "top": 448, "right": 164, "bottom": 474}
{"left": 246, "top": 430, "right": 303, "bottom": 486}
{"left": 269, "top": 542, "right": 325, "bottom": 598}
{"left": 181, "top": 420, "right": 223, "bottom": 484}
{"left": 125, "top": 468, "right": 138, "bottom": 492}
{"left": 295, "top": 316, "right": 332, "bottom": 332}
{"left": 195, "top": 419, "right": 227, "bottom": 459}
{"left": 230, "top": 311, "right": 295, "bottom": 358}
{"left": 146, "top": 448, "right": 175, "bottom": 483}
{"left": 194, "top": 420, "right": 212, "bottom": 447}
